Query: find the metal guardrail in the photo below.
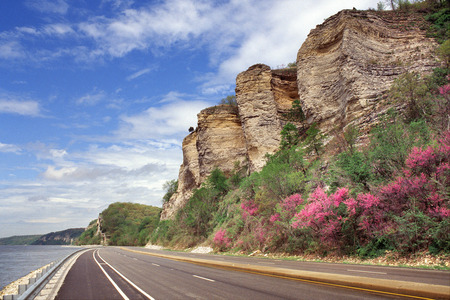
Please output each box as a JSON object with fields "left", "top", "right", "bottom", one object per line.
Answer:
{"left": 2, "top": 248, "right": 86, "bottom": 300}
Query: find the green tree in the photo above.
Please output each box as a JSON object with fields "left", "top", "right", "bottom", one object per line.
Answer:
{"left": 368, "top": 113, "right": 430, "bottom": 181}
{"left": 437, "top": 39, "right": 450, "bottom": 68}
{"left": 280, "top": 123, "right": 300, "bottom": 149}
{"left": 219, "top": 95, "right": 237, "bottom": 106}
{"left": 208, "top": 168, "right": 229, "bottom": 195}
{"left": 343, "top": 124, "right": 359, "bottom": 154}
{"left": 162, "top": 179, "right": 178, "bottom": 204}
{"left": 303, "top": 123, "right": 326, "bottom": 156}
{"left": 284, "top": 99, "right": 306, "bottom": 122}
{"left": 336, "top": 151, "right": 372, "bottom": 191}
{"left": 389, "top": 71, "right": 430, "bottom": 121}
{"left": 181, "top": 187, "right": 219, "bottom": 237}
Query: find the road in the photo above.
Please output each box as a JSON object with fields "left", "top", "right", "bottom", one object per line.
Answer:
{"left": 54, "top": 247, "right": 449, "bottom": 300}
{"left": 125, "top": 247, "right": 450, "bottom": 286}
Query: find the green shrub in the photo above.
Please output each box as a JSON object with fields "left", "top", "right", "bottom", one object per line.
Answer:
{"left": 303, "top": 123, "right": 326, "bottom": 156}
{"left": 368, "top": 114, "right": 431, "bottom": 182}
{"left": 357, "top": 236, "right": 395, "bottom": 258}
{"left": 162, "top": 180, "right": 178, "bottom": 204}
{"left": 426, "top": 7, "right": 450, "bottom": 43}
{"left": 280, "top": 123, "right": 300, "bottom": 150}
{"left": 336, "top": 151, "right": 372, "bottom": 191}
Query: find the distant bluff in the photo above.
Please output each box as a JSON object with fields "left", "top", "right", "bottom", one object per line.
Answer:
{"left": 161, "top": 9, "right": 440, "bottom": 220}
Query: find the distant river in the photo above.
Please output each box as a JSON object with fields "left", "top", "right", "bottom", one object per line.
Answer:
{"left": 0, "top": 245, "right": 81, "bottom": 290}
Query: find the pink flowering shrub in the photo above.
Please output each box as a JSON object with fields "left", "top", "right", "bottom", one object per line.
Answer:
{"left": 380, "top": 131, "right": 450, "bottom": 220}
{"left": 292, "top": 187, "right": 351, "bottom": 248}
{"left": 241, "top": 199, "right": 259, "bottom": 219}
{"left": 212, "top": 229, "right": 232, "bottom": 251}
{"left": 270, "top": 194, "right": 303, "bottom": 224}
{"left": 226, "top": 132, "right": 449, "bottom": 255}
{"left": 288, "top": 132, "right": 449, "bottom": 254}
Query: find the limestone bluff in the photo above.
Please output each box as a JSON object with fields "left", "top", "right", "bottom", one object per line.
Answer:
{"left": 161, "top": 8, "right": 440, "bottom": 220}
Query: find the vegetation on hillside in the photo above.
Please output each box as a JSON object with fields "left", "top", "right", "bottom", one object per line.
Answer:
{"left": 32, "top": 228, "right": 84, "bottom": 245}
{"left": 77, "top": 203, "right": 161, "bottom": 246}
{"left": 151, "top": 2, "right": 450, "bottom": 258}
{"left": 0, "top": 235, "right": 42, "bottom": 245}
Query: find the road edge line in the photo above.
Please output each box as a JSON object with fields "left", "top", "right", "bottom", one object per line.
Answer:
{"left": 93, "top": 250, "right": 129, "bottom": 300}
{"left": 97, "top": 250, "right": 155, "bottom": 300}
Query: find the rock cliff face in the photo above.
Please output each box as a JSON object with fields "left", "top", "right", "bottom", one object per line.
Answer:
{"left": 297, "top": 9, "right": 439, "bottom": 133}
{"left": 236, "top": 64, "right": 296, "bottom": 172}
{"left": 161, "top": 105, "right": 248, "bottom": 220}
{"left": 160, "top": 132, "right": 199, "bottom": 220}
{"left": 197, "top": 105, "right": 248, "bottom": 180}
{"left": 161, "top": 69, "right": 297, "bottom": 219}
{"left": 161, "top": 9, "right": 440, "bottom": 219}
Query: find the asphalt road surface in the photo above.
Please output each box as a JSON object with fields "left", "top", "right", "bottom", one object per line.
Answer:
{"left": 124, "top": 247, "right": 450, "bottom": 286}
{"left": 54, "top": 247, "right": 449, "bottom": 299}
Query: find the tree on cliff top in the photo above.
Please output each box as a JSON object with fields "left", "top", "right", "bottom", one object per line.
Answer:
{"left": 219, "top": 95, "right": 237, "bottom": 106}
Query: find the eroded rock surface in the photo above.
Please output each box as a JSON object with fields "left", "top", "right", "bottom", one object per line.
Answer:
{"left": 161, "top": 131, "right": 200, "bottom": 220}
{"left": 297, "top": 9, "right": 439, "bottom": 133}
{"left": 236, "top": 64, "right": 284, "bottom": 172}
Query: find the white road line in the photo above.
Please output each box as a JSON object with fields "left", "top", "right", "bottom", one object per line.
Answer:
{"left": 347, "top": 269, "right": 387, "bottom": 275}
{"left": 152, "top": 263, "right": 160, "bottom": 267}
{"left": 193, "top": 275, "right": 215, "bottom": 282}
{"left": 93, "top": 250, "right": 130, "bottom": 300}
{"left": 97, "top": 251, "right": 156, "bottom": 300}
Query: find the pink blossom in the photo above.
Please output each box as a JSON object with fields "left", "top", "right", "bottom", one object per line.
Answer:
{"left": 281, "top": 194, "right": 303, "bottom": 212}
{"left": 270, "top": 213, "right": 281, "bottom": 223}
{"left": 344, "top": 197, "right": 357, "bottom": 216}
{"left": 406, "top": 146, "right": 436, "bottom": 175}
{"left": 213, "top": 229, "right": 232, "bottom": 250}
{"left": 438, "top": 84, "right": 450, "bottom": 95}
{"left": 241, "top": 199, "right": 258, "bottom": 218}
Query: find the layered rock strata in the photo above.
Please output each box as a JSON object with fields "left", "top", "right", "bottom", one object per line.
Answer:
{"left": 196, "top": 105, "right": 248, "bottom": 180}
{"left": 236, "top": 64, "right": 285, "bottom": 172}
{"left": 161, "top": 67, "right": 298, "bottom": 219}
{"left": 161, "top": 105, "right": 248, "bottom": 219}
{"left": 297, "top": 9, "right": 439, "bottom": 133}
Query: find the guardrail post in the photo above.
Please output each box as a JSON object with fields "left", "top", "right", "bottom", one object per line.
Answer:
{"left": 18, "top": 285, "right": 27, "bottom": 295}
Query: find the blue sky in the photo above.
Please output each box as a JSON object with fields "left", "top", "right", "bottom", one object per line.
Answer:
{"left": 0, "top": 0, "right": 380, "bottom": 237}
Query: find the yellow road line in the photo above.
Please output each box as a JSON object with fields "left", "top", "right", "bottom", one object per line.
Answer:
{"left": 120, "top": 248, "right": 439, "bottom": 300}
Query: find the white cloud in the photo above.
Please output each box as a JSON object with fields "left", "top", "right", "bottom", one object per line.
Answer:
{"left": 16, "top": 27, "right": 38, "bottom": 35}
{"left": 0, "top": 99, "right": 41, "bottom": 116}
{"left": 74, "top": 0, "right": 380, "bottom": 91}
{"left": 0, "top": 41, "right": 25, "bottom": 59}
{"left": 25, "top": 0, "right": 69, "bottom": 14}
{"left": 126, "top": 68, "right": 152, "bottom": 81}
{"left": 43, "top": 24, "right": 75, "bottom": 36}
{"left": 116, "top": 98, "right": 209, "bottom": 140}
{"left": 42, "top": 166, "right": 77, "bottom": 180}
{"left": 0, "top": 142, "right": 21, "bottom": 154}
{"left": 76, "top": 90, "right": 106, "bottom": 106}
{"left": 26, "top": 217, "right": 68, "bottom": 223}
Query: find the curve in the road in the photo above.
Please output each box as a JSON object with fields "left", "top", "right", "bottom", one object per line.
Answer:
{"left": 55, "top": 249, "right": 155, "bottom": 300}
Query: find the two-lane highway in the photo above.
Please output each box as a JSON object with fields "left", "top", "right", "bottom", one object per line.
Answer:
{"left": 54, "top": 247, "right": 433, "bottom": 299}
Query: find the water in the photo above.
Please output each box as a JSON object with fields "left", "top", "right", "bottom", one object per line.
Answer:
{"left": 0, "top": 245, "right": 81, "bottom": 290}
